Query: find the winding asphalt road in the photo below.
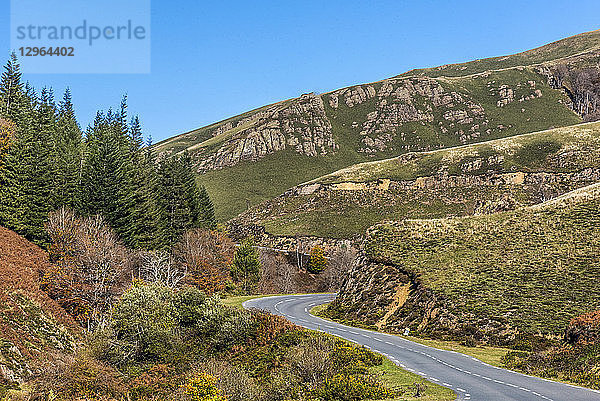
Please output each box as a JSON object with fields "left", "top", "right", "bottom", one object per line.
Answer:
{"left": 243, "top": 293, "right": 600, "bottom": 401}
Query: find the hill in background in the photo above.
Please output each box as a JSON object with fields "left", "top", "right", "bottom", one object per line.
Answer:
{"left": 155, "top": 30, "right": 600, "bottom": 221}
{"left": 233, "top": 121, "right": 600, "bottom": 237}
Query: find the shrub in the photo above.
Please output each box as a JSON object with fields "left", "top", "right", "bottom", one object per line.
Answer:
{"left": 288, "top": 336, "right": 335, "bottom": 385}
{"left": 128, "top": 363, "right": 183, "bottom": 400}
{"left": 110, "top": 281, "right": 178, "bottom": 363}
{"left": 44, "top": 207, "right": 130, "bottom": 327}
{"left": 31, "top": 351, "right": 125, "bottom": 399}
{"left": 231, "top": 238, "right": 261, "bottom": 293}
{"left": 175, "top": 229, "right": 235, "bottom": 294}
{"left": 251, "top": 310, "right": 301, "bottom": 347}
{"left": 307, "top": 245, "right": 327, "bottom": 274}
{"left": 195, "top": 359, "right": 258, "bottom": 401}
{"left": 330, "top": 342, "right": 383, "bottom": 375}
{"left": 95, "top": 282, "right": 255, "bottom": 367}
{"left": 182, "top": 373, "right": 228, "bottom": 401}
{"left": 309, "top": 373, "right": 396, "bottom": 401}
{"left": 566, "top": 309, "right": 600, "bottom": 345}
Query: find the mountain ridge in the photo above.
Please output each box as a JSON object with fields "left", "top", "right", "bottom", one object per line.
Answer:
{"left": 156, "top": 29, "right": 600, "bottom": 221}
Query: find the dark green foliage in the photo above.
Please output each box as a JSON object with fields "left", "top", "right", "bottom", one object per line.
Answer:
{"left": 231, "top": 238, "right": 261, "bottom": 292}
{"left": 0, "top": 55, "right": 215, "bottom": 249}
{"left": 157, "top": 152, "right": 216, "bottom": 248}
{"left": 79, "top": 110, "right": 133, "bottom": 239}
{"left": 52, "top": 88, "right": 82, "bottom": 210}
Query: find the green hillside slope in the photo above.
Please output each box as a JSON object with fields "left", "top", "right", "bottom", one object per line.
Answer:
{"left": 233, "top": 122, "right": 600, "bottom": 237}
{"left": 404, "top": 29, "right": 600, "bottom": 78}
{"left": 156, "top": 30, "right": 600, "bottom": 221}
{"left": 327, "top": 182, "right": 600, "bottom": 343}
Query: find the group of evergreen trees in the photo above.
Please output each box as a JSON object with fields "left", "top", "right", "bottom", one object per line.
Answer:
{"left": 0, "top": 53, "right": 215, "bottom": 249}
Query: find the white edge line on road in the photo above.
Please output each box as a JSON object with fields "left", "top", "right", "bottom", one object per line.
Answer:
{"left": 244, "top": 294, "right": 600, "bottom": 398}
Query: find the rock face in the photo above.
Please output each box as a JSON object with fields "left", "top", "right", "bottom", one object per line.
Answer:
{"left": 194, "top": 93, "right": 337, "bottom": 171}
{"left": 284, "top": 168, "right": 600, "bottom": 198}
{"left": 328, "top": 76, "right": 489, "bottom": 153}
{"left": 155, "top": 33, "right": 600, "bottom": 185}
{"left": 328, "top": 254, "right": 517, "bottom": 344}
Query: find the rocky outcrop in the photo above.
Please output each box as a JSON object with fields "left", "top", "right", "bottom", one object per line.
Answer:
{"left": 327, "top": 76, "right": 490, "bottom": 154}
{"left": 194, "top": 93, "right": 336, "bottom": 171}
{"left": 328, "top": 254, "right": 517, "bottom": 344}
{"left": 286, "top": 168, "right": 600, "bottom": 197}
{"left": 227, "top": 222, "right": 360, "bottom": 257}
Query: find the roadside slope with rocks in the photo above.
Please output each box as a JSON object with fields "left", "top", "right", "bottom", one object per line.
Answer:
{"left": 326, "top": 182, "right": 600, "bottom": 347}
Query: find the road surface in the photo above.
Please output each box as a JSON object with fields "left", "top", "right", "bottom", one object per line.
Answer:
{"left": 243, "top": 293, "right": 600, "bottom": 401}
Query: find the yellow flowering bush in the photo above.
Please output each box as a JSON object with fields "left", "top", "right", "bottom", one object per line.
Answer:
{"left": 310, "top": 373, "right": 396, "bottom": 401}
{"left": 182, "top": 373, "right": 228, "bottom": 401}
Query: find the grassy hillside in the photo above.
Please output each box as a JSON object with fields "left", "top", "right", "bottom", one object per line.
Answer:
{"left": 234, "top": 122, "right": 600, "bottom": 237}
{"left": 361, "top": 182, "right": 600, "bottom": 336}
{"left": 404, "top": 29, "right": 600, "bottom": 78}
{"left": 155, "top": 31, "right": 600, "bottom": 221}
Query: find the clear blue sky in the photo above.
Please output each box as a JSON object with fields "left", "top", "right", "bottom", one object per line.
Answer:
{"left": 1, "top": 0, "right": 599, "bottom": 142}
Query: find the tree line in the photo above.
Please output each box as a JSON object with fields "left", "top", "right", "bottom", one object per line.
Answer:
{"left": 0, "top": 53, "right": 216, "bottom": 249}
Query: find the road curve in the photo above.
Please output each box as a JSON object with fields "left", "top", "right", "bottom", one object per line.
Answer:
{"left": 243, "top": 293, "right": 600, "bottom": 401}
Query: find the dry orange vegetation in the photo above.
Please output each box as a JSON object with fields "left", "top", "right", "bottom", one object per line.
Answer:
{"left": 0, "top": 225, "right": 77, "bottom": 330}
{"left": 0, "top": 226, "right": 79, "bottom": 389}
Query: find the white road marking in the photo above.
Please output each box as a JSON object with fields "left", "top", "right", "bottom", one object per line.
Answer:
{"left": 256, "top": 296, "right": 565, "bottom": 401}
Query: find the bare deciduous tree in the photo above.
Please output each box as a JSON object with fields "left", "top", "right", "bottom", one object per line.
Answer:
{"left": 139, "top": 250, "right": 186, "bottom": 289}
{"left": 45, "top": 207, "right": 130, "bottom": 329}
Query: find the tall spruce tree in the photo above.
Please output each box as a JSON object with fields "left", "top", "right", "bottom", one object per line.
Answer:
{"left": 128, "top": 120, "right": 165, "bottom": 249}
{"left": 156, "top": 152, "right": 216, "bottom": 248}
{"left": 0, "top": 52, "right": 23, "bottom": 121}
{"left": 18, "top": 87, "right": 56, "bottom": 244}
{"left": 0, "top": 54, "right": 26, "bottom": 230}
{"left": 80, "top": 110, "right": 131, "bottom": 234}
{"left": 53, "top": 88, "right": 82, "bottom": 209}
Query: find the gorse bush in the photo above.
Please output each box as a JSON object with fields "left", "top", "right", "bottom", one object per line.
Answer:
{"left": 308, "top": 245, "right": 327, "bottom": 274}
{"left": 182, "top": 373, "right": 228, "bottom": 401}
{"left": 308, "top": 373, "right": 396, "bottom": 401}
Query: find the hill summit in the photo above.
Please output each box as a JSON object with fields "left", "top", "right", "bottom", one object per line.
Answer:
{"left": 156, "top": 30, "right": 600, "bottom": 220}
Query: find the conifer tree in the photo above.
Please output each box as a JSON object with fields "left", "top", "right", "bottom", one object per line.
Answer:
{"left": 19, "top": 87, "right": 56, "bottom": 244}
{"left": 80, "top": 110, "right": 131, "bottom": 236}
{"left": 128, "top": 123, "right": 165, "bottom": 249}
{"left": 157, "top": 155, "right": 191, "bottom": 248}
{"left": 53, "top": 88, "right": 82, "bottom": 209}
{"left": 231, "top": 238, "right": 261, "bottom": 292}
{"left": 0, "top": 70, "right": 39, "bottom": 240}
{"left": 0, "top": 52, "right": 24, "bottom": 121}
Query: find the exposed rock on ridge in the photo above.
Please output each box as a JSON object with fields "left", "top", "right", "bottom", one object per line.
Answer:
{"left": 194, "top": 93, "right": 336, "bottom": 171}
